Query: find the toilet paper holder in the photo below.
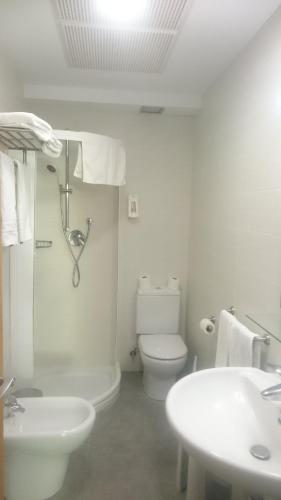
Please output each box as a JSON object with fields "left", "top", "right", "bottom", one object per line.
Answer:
{"left": 209, "top": 306, "right": 270, "bottom": 345}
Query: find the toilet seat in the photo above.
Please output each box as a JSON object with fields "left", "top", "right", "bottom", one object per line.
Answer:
{"left": 139, "top": 334, "right": 187, "bottom": 361}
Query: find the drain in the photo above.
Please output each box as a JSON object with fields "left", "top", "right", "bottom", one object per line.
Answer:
{"left": 250, "top": 444, "right": 271, "bottom": 461}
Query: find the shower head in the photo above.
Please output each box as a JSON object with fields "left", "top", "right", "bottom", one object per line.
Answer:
{"left": 47, "top": 164, "right": 56, "bottom": 173}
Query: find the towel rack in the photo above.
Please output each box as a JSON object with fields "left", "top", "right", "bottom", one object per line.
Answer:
{"left": 210, "top": 306, "right": 271, "bottom": 345}
{"left": 210, "top": 306, "right": 235, "bottom": 324}
{"left": 0, "top": 126, "right": 42, "bottom": 151}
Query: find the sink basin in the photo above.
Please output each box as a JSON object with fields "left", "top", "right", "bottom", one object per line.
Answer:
{"left": 166, "top": 367, "right": 281, "bottom": 497}
{"left": 4, "top": 397, "right": 95, "bottom": 500}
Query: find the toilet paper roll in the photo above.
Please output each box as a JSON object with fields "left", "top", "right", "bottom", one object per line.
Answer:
{"left": 138, "top": 275, "right": 152, "bottom": 290}
{"left": 167, "top": 276, "right": 180, "bottom": 290}
{"left": 200, "top": 318, "right": 215, "bottom": 335}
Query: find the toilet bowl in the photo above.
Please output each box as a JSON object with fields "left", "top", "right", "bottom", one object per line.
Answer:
{"left": 139, "top": 334, "right": 187, "bottom": 400}
{"left": 136, "top": 283, "right": 188, "bottom": 400}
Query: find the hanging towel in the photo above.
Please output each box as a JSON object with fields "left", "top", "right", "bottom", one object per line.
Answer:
{"left": 75, "top": 133, "right": 126, "bottom": 186}
{"left": 0, "top": 112, "right": 62, "bottom": 158}
{"left": 55, "top": 129, "right": 126, "bottom": 186}
{"left": 0, "top": 152, "right": 18, "bottom": 246}
{"left": 228, "top": 317, "right": 258, "bottom": 367}
{"left": 215, "top": 310, "right": 236, "bottom": 367}
{"left": 14, "top": 160, "right": 33, "bottom": 243}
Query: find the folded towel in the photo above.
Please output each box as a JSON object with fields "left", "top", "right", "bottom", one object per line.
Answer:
{"left": 215, "top": 310, "right": 236, "bottom": 367}
{"left": 228, "top": 317, "right": 258, "bottom": 367}
{"left": 0, "top": 112, "right": 62, "bottom": 158}
{"left": 14, "top": 160, "right": 33, "bottom": 243}
{"left": 0, "top": 152, "right": 18, "bottom": 246}
{"left": 55, "top": 129, "right": 126, "bottom": 186}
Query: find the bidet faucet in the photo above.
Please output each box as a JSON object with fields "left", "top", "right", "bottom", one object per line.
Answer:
{"left": 4, "top": 394, "right": 25, "bottom": 418}
{"left": 0, "top": 376, "right": 25, "bottom": 418}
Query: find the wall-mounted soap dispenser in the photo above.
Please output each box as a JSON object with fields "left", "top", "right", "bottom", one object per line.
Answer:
{"left": 128, "top": 194, "right": 139, "bottom": 218}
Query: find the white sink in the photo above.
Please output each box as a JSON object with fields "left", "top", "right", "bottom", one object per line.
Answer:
{"left": 4, "top": 397, "right": 95, "bottom": 500}
{"left": 166, "top": 367, "right": 281, "bottom": 498}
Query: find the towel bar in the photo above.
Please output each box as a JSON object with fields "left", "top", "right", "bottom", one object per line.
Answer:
{"left": 209, "top": 306, "right": 271, "bottom": 345}
{"left": 210, "top": 306, "right": 235, "bottom": 324}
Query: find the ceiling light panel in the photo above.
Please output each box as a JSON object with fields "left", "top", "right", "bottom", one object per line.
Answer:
{"left": 54, "top": 0, "right": 191, "bottom": 73}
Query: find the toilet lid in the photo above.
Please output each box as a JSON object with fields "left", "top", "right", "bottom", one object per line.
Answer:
{"left": 139, "top": 335, "right": 187, "bottom": 361}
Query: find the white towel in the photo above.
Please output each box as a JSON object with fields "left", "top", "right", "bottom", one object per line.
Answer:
{"left": 0, "top": 152, "right": 18, "bottom": 246}
{"left": 215, "top": 310, "right": 236, "bottom": 367}
{"left": 228, "top": 317, "right": 258, "bottom": 367}
{"left": 14, "top": 160, "right": 33, "bottom": 243}
{"left": 0, "top": 112, "right": 62, "bottom": 158}
{"left": 55, "top": 129, "right": 126, "bottom": 186}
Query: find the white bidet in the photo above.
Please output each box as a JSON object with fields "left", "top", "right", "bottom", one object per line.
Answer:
{"left": 4, "top": 396, "right": 95, "bottom": 500}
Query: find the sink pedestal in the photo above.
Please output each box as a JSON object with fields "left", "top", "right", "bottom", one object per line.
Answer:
{"left": 185, "top": 457, "right": 205, "bottom": 500}
{"left": 183, "top": 456, "right": 256, "bottom": 500}
{"left": 231, "top": 485, "right": 249, "bottom": 500}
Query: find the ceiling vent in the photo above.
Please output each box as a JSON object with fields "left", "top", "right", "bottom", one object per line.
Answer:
{"left": 54, "top": 0, "right": 191, "bottom": 73}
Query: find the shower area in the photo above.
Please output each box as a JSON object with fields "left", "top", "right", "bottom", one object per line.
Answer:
{"left": 32, "top": 139, "right": 120, "bottom": 410}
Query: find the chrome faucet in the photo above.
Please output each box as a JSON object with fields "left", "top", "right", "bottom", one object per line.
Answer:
{"left": 0, "top": 376, "right": 25, "bottom": 418}
{"left": 261, "top": 365, "right": 281, "bottom": 398}
{"left": 4, "top": 394, "right": 25, "bottom": 418}
{"left": 260, "top": 366, "right": 281, "bottom": 399}
{"left": 261, "top": 383, "right": 281, "bottom": 399}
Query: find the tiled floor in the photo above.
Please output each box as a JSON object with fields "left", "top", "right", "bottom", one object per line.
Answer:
{"left": 50, "top": 372, "right": 185, "bottom": 500}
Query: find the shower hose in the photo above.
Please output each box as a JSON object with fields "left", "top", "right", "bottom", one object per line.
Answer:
{"left": 59, "top": 185, "right": 91, "bottom": 288}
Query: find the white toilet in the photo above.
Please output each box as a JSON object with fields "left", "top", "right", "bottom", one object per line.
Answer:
{"left": 136, "top": 286, "right": 187, "bottom": 400}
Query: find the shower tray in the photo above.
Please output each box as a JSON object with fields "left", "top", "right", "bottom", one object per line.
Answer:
{"left": 32, "top": 363, "right": 121, "bottom": 411}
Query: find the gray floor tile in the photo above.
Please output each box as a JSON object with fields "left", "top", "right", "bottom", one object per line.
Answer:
{"left": 50, "top": 372, "right": 185, "bottom": 500}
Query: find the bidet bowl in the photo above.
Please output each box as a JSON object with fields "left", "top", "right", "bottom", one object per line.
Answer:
{"left": 4, "top": 396, "right": 95, "bottom": 500}
{"left": 166, "top": 367, "right": 281, "bottom": 498}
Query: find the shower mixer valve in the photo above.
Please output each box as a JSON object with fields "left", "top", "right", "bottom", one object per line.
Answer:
{"left": 68, "top": 218, "right": 93, "bottom": 247}
{"left": 68, "top": 229, "right": 86, "bottom": 246}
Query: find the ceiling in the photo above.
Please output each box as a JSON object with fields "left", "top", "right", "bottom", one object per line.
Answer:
{"left": 0, "top": 0, "right": 280, "bottom": 112}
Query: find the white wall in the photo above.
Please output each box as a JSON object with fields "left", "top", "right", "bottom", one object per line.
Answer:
{"left": 188, "top": 7, "right": 281, "bottom": 368}
{"left": 117, "top": 114, "right": 192, "bottom": 370}
{"left": 0, "top": 50, "right": 22, "bottom": 111}
{"left": 25, "top": 100, "right": 193, "bottom": 371}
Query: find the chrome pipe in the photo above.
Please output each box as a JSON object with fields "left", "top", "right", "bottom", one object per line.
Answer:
{"left": 65, "top": 140, "right": 70, "bottom": 231}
